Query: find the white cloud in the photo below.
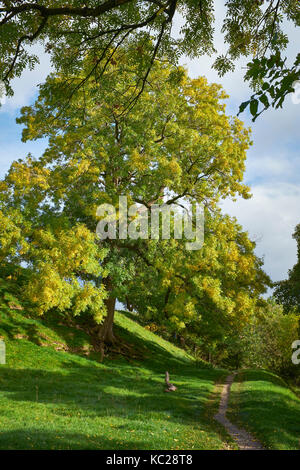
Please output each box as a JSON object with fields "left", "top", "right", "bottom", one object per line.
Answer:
{"left": 221, "top": 184, "right": 300, "bottom": 283}
{"left": 174, "top": 4, "right": 300, "bottom": 284}
{"left": 245, "top": 148, "right": 299, "bottom": 185}
{"left": 0, "top": 45, "right": 52, "bottom": 113}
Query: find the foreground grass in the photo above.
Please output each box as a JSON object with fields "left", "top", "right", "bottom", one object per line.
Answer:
{"left": 0, "top": 302, "right": 229, "bottom": 449}
{"left": 228, "top": 369, "right": 300, "bottom": 450}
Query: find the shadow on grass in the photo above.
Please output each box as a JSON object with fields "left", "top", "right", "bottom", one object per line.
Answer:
{"left": 0, "top": 429, "right": 144, "bottom": 450}
{"left": 0, "top": 310, "right": 42, "bottom": 345}
{"left": 234, "top": 369, "right": 287, "bottom": 387}
{"left": 0, "top": 360, "right": 225, "bottom": 449}
{"left": 0, "top": 362, "right": 215, "bottom": 422}
{"left": 1, "top": 308, "right": 95, "bottom": 351}
{"left": 114, "top": 323, "right": 190, "bottom": 366}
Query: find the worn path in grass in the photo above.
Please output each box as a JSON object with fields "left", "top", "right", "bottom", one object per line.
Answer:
{"left": 214, "top": 373, "right": 264, "bottom": 450}
{"left": 228, "top": 369, "right": 300, "bottom": 450}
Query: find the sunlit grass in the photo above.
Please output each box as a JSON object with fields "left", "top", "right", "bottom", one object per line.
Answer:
{"left": 228, "top": 369, "right": 300, "bottom": 450}
{"left": 0, "top": 305, "right": 229, "bottom": 450}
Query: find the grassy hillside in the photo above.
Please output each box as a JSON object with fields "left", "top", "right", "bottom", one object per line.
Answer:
{"left": 228, "top": 369, "right": 300, "bottom": 450}
{"left": 0, "top": 288, "right": 231, "bottom": 450}
{"left": 1, "top": 279, "right": 299, "bottom": 450}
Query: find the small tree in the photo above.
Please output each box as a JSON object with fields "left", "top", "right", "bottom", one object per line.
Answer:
{"left": 240, "top": 299, "right": 300, "bottom": 377}
{"left": 274, "top": 224, "right": 300, "bottom": 313}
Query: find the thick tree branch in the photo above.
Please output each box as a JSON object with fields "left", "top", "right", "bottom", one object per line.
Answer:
{"left": 0, "top": 0, "right": 134, "bottom": 20}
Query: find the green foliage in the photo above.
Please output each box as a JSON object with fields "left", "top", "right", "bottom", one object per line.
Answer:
{"left": 124, "top": 208, "right": 270, "bottom": 356}
{"left": 0, "top": 181, "right": 108, "bottom": 319}
{"left": 237, "top": 300, "right": 300, "bottom": 377}
{"left": 238, "top": 51, "right": 300, "bottom": 120}
{"left": 274, "top": 223, "right": 300, "bottom": 313}
{"left": 0, "top": 1, "right": 298, "bottom": 115}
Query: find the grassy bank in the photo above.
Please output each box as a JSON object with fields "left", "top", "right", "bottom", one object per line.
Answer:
{"left": 0, "top": 304, "right": 229, "bottom": 450}
{"left": 228, "top": 369, "right": 300, "bottom": 450}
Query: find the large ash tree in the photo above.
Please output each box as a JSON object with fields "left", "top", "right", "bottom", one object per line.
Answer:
{"left": 0, "top": 0, "right": 299, "bottom": 119}
{"left": 1, "top": 56, "right": 265, "bottom": 349}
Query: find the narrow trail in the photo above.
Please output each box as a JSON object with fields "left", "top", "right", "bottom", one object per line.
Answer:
{"left": 214, "top": 372, "right": 265, "bottom": 450}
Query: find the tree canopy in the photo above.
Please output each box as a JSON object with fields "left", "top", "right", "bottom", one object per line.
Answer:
{"left": 0, "top": 0, "right": 299, "bottom": 118}
{"left": 0, "top": 57, "right": 271, "bottom": 347}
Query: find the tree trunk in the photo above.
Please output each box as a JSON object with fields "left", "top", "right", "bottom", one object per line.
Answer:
{"left": 125, "top": 296, "right": 133, "bottom": 312}
{"left": 99, "top": 295, "right": 116, "bottom": 343}
{"left": 179, "top": 336, "right": 186, "bottom": 349}
{"left": 98, "top": 277, "right": 116, "bottom": 345}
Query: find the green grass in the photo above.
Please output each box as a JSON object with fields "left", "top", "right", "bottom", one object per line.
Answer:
{"left": 0, "top": 293, "right": 230, "bottom": 449}
{"left": 3, "top": 277, "right": 299, "bottom": 450}
{"left": 228, "top": 369, "right": 300, "bottom": 450}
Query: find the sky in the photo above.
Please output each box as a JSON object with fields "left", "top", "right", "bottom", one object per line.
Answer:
{"left": 0, "top": 2, "right": 299, "bottom": 287}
